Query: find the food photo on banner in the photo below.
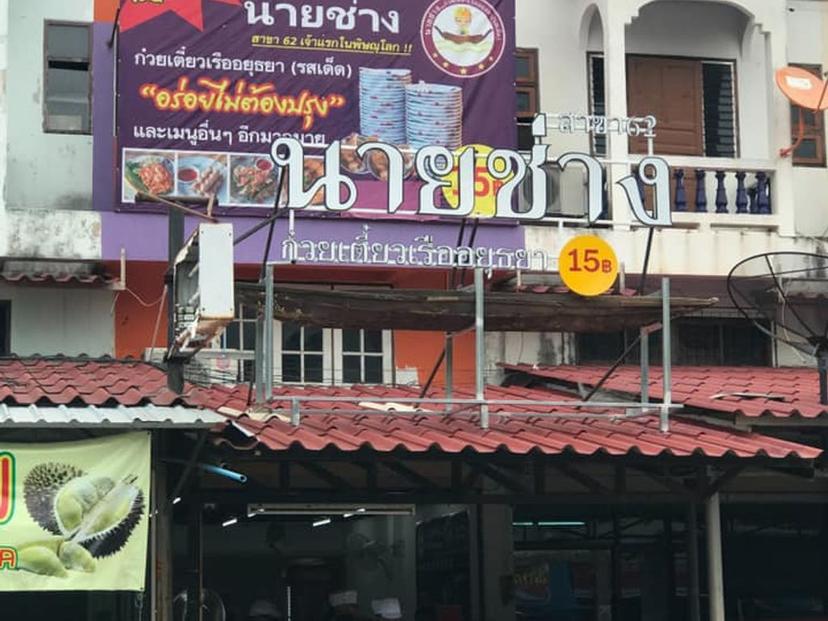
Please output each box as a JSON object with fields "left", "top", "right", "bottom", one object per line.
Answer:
{"left": 116, "top": 0, "right": 516, "bottom": 213}
{"left": 0, "top": 433, "right": 151, "bottom": 592}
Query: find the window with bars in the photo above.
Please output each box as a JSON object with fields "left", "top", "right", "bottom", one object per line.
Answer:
{"left": 790, "top": 64, "right": 826, "bottom": 167}
{"left": 44, "top": 22, "right": 92, "bottom": 134}
{"left": 577, "top": 317, "right": 771, "bottom": 366}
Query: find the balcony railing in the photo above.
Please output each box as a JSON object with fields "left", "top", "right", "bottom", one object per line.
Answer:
{"left": 651, "top": 156, "right": 776, "bottom": 228}
{"left": 531, "top": 154, "right": 779, "bottom": 230}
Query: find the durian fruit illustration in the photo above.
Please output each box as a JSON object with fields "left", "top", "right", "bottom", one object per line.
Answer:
{"left": 23, "top": 463, "right": 84, "bottom": 536}
{"left": 17, "top": 541, "right": 68, "bottom": 578}
{"left": 20, "top": 462, "right": 145, "bottom": 576}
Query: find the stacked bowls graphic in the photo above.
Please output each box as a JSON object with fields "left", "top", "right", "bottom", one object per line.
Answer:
{"left": 405, "top": 83, "right": 464, "bottom": 150}
{"left": 359, "top": 68, "right": 411, "bottom": 144}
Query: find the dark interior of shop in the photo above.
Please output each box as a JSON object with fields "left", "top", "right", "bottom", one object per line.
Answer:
{"left": 3, "top": 503, "right": 826, "bottom": 620}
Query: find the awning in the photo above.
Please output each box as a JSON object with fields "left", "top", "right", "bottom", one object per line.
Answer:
{"left": 0, "top": 404, "right": 225, "bottom": 428}
{"left": 261, "top": 286, "right": 717, "bottom": 332}
{"left": 216, "top": 384, "right": 820, "bottom": 460}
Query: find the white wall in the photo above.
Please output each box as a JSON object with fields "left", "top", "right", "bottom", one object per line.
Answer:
{"left": 6, "top": 0, "right": 93, "bottom": 212}
{"left": 0, "top": 283, "right": 114, "bottom": 355}
{"left": 787, "top": 0, "right": 828, "bottom": 238}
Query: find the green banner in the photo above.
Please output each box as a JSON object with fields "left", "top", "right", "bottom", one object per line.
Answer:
{"left": 0, "top": 433, "right": 151, "bottom": 591}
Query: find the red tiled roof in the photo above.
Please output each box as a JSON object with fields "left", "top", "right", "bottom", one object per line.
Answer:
{"left": 0, "top": 273, "right": 116, "bottom": 287}
{"left": 221, "top": 384, "right": 819, "bottom": 459}
{"left": 502, "top": 364, "right": 828, "bottom": 420}
{"left": 0, "top": 357, "right": 248, "bottom": 410}
{"left": 0, "top": 358, "right": 817, "bottom": 459}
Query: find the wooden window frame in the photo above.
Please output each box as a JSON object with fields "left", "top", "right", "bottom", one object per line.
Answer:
{"left": 587, "top": 52, "right": 606, "bottom": 156}
{"left": 790, "top": 64, "right": 826, "bottom": 168}
{"left": 587, "top": 53, "right": 740, "bottom": 158}
{"left": 274, "top": 322, "right": 334, "bottom": 385}
{"left": 516, "top": 48, "right": 539, "bottom": 120}
{"left": 43, "top": 20, "right": 93, "bottom": 135}
{"left": 334, "top": 329, "right": 394, "bottom": 385}
{"left": 0, "top": 301, "right": 9, "bottom": 356}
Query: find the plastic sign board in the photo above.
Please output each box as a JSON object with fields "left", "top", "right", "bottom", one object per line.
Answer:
{"left": 0, "top": 452, "right": 14, "bottom": 525}
{"left": 0, "top": 433, "right": 150, "bottom": 592}
{"left": 112, "top": 0, "right": 516, "bottom": 213}
{"left": 558, "top": 235, "right": 619, "bottom": 297}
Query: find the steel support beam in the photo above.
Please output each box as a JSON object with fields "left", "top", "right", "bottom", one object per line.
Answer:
{"left": 687, "top": 501, "right": 701, "bottom": 621}
{"left": 661, "top": 277, "right": 671, "bottom": 432}
{"left": 474, "top": 268, "right": 488, "bottom": 428}
{"left": 706, "top": 492, "right": 725, "bottom": 621}
{"left": 263, "top": 265, "right": 274, "bottom": 398}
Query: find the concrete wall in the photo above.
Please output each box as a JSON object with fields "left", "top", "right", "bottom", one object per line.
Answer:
{"left": 787, "top": 0, "right": 828, "bottom": 239}
{"left": 0, "top": 283, "right": 114, "bottom": 355}
{"left": 6, "top": 0, "right": 93, "bottom": 212}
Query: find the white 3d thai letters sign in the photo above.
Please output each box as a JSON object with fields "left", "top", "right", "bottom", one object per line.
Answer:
{"left": 271, "top": 114, "right": 673, "bottom": 226}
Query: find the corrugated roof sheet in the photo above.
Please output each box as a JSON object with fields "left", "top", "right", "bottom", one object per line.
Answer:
{"left": 0, "top": 358, "right": 817, "bottom": 459}
{"left": 0, "top": 357, "right": 248, "bottom": 410}
{"left": 502, "top": 364, "right": 828, "bottom": 420}
{"left": 218, "top": 384, "right": 819, "bottom": 460}
{"left": 0, "top": 404, "right": 225, "bottom": 428}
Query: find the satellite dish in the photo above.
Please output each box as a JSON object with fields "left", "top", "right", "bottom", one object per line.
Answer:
{"left": 727, "top": 252, "right": 828, "bottom": 402}
{"left": 776, "top": 66, "right": 828, "bottom": 111}
{"left": 775, "top": 67, "right": 828, "bottom": 157}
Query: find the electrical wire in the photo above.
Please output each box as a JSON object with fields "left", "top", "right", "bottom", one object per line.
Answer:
{"left": 147, "top": 285, "right": 169, "bottom": 363}
{"left": 114, "top": 286, "right": 167, "bottom": 308}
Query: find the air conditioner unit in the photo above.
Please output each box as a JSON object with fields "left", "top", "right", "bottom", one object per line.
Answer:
{"left": 517, "top": 161, "right": 562, "bottom": 216}
{"left": 171, "top": 223, "right": 234, "bottom": 358}
{"left": 144, "top": 347, "right": 244, "bottom": 385}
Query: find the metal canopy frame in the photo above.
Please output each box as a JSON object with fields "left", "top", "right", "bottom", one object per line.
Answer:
{"left": 248, "top": 268, "right": 678, "bottom": 432}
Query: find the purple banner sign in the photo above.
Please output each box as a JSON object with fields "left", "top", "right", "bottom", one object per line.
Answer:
{"left": 116, "top": 0, "right": 516, "bottom": 213}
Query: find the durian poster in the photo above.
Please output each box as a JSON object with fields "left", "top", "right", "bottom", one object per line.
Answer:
{"left": 0, "top": 432, "right": 150, "bottom": 591}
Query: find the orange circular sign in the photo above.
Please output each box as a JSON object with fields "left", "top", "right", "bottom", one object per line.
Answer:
{"left": 559, "top": 235, "right": 619, "bottom": 297}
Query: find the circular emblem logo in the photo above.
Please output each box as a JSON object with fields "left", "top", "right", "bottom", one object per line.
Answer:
{"left": 421, "top": 0, "right": 506, "bottom": 79}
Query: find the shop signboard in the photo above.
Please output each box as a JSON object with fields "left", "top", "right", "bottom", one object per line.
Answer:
{"left": 0, "top": 433, "right": 151, "bottom": 592}
{"left": 116, "top": 0, "right": 516, "bottom": 213}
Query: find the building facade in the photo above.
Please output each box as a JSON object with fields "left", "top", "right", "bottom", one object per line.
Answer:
{"left": 0, "top": 1, "right": 827, "bottom": 621}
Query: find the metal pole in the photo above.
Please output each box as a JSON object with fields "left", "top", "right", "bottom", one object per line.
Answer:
{"left": 264, "top": 265, "right": 274, "bottom": 399}
{"left": 818, "top": 351, "right": 828, "bottom": 406}
{"left": 687, "top": 502, "right": 701, "bottom": 621}
{"left": 185, "top": 501, "right": 203, "bottom": 621}
{"left": 254, "top": 311, "right": 265, "bottom": 404}
{"left": 445, "top": 333, "right": 454, "bottom": 414}
{"left": 474, "top": 268, "right": 488, "bottom": 429}
{"left": 166, "top": 209, "right": 185, "bottom": 394}
{"left": 661, "top": 277, "right": 671, "bottom": 432}
{"left": 705, "top": 493, "right": 725, "bottom": 621}
{"left": 640, "top": 327, "right": 649, "bottom": 405}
